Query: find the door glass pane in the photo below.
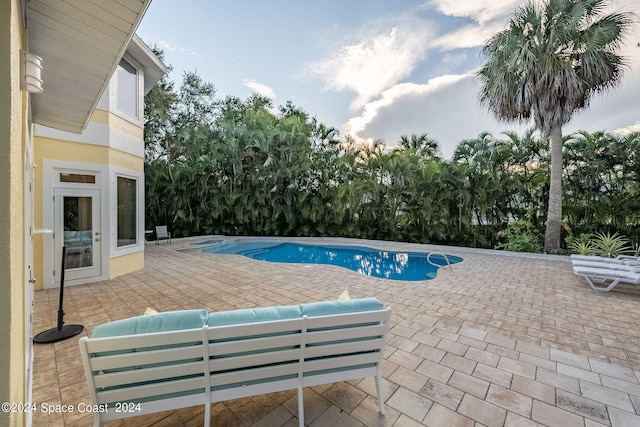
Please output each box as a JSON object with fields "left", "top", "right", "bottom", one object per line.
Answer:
{"left": 63, "top": 196, "right": 93, "bottom": 269}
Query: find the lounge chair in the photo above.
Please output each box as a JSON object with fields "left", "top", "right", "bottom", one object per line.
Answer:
{"left": 573, "top": 265, "right": 640, "bottom": 292}
{"left": 570, "top": 254, "right": 639, "bottom": 265}
{"left": 155, "top": 225, "right": 171, "bottom": 245}
{"left": 571, "top": 260, "right": 640, "bottom": 271}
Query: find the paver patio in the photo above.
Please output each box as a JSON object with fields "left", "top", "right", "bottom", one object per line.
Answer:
{"left": 31, "top": 236, "right": 640, "bottom": 426}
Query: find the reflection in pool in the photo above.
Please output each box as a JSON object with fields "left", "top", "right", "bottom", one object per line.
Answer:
{"left": 202, "top": 240, "right": 462, "bottom": 281}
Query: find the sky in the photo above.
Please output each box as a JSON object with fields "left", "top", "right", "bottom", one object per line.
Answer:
{"left": 137, "top": 0, "right": 640, "bottom": 159}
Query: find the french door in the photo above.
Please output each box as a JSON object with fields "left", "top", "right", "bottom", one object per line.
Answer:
{"left": 54, "top": 188, "right": 101, "bottom": 283}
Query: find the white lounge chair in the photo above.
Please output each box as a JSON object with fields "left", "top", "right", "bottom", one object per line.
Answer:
{"left": 571, "top": 260, "right": 640, "bottom": 271}
{"left": 570, "top": 254, "right": 639, "bottom": 265}
{"left": 573, "top": 265, "right": 640, "bottom": 292}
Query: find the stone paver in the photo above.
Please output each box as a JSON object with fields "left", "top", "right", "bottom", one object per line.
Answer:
{"left": 485, "top": 384, "right": 532, "bottom": 417}
{"left": 531, "top": 400, "right": 584, "bottom": 427}
{"left": 423, "top": 403, "right": 473, "bottom": 427}
{"left": 511, "top": 375, "right": 556, "bottom": 405}
{"left": 555, "top": 389, "right": 609, "bottom": 424}
{"left": 31, "top": 236, "right": 640, "bottom": 426}
{"left": 458, "top": 394, "right": 507, "bottom": 427}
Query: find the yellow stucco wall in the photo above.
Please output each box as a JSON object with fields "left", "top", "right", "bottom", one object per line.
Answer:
{"left": 1, "top": 0, "right": 27, "bottom": 425}
{"left": 32, "top": 112, "right": 145, "bottom": 291}
{"left": 110, "top": 251, "right": 145, "bottom": 279}
{"left": 91, "top": 109, "right": 144, "bottom": 141}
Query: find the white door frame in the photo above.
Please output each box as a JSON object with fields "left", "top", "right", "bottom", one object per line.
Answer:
{"left": 42, "top": 160, "right": 109, "bottom": 288}
{"left": 24, "top": 122, "right": 34, "bottom": 426}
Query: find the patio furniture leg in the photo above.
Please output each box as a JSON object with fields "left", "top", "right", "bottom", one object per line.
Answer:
{"left": 298, "top": 384, "right": 304, "bottom": 427}
{"left": 204, "top": 403, "right": 210, "bottom": 427}
{"left": 375, "top": 372, "right": 385, "bottom": 414}
{"left": 584, "top": 276, "right": 621, "bottom": 292}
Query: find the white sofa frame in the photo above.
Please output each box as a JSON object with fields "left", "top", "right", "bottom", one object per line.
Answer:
{"left": 79, "top": 307, "right": 391, "bottom": 427}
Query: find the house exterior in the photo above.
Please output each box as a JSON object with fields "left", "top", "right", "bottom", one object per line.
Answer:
{"left": 33, "top": 34, "right": 166, "bottom": 289}
{"left": 0, "top": 1, "right": 165, "bottom": 425}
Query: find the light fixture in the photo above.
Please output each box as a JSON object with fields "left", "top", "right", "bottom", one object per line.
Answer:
{"left": 21, "top": 50, "right": 44, "bottom": 93}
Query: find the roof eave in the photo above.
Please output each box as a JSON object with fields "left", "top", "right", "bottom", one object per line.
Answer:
{"left": 128, "top": 34, "right": 169, "bottom": 94}
{"left": 28, "top": 0, "right": 154, "bottom": 134}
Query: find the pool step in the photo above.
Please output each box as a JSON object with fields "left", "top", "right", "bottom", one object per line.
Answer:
{"left": 240, "top": 248, "right": 271, "bottom": 258}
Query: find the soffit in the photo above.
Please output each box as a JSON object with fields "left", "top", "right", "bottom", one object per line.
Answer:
{"left": 27, "top": 0, "right": 152, "bottom": 134}
{"left": 127, "top": 34, "right": 169, "bottom": 94}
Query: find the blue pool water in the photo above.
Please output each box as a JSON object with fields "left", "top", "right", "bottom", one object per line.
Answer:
{"left": 202, "top": 240, "right": 462, "bottom": 281}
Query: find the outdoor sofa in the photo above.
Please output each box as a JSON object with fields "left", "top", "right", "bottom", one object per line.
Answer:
{"left": 79, "top": 298, "right": 391, "bottom": 427}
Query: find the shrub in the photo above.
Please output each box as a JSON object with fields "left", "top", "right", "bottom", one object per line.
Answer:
{"left": 495, "top": 220, "right": 543, "bottom": 253}
{"left": 592, "top": 232, "right": 632, "bottom": 258}
{"left": 566, "top": 233, "right": 595, "bottom": 255}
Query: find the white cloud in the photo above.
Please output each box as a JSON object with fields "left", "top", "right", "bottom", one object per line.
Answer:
{"left": 308, "top": 22, "right": 433, "bottom": 109}
{"left": 243, "top": 79, "right": 277, "bottom": 99}
{"left": 430, "top": 21, "right": 509, "bottom": 50}
{"left": 155, "top": 40, "right": 200, "bottom": 56}
{"left": 355, "top": 75, "right": 530, "bottom": 158}
{"left": 612, "top": 122, "right": 640, "bottom": 135}
{"left": 426, "top": 0, "right": 522, "bottom": 50}
{"left": 344, "top": 72, "right": 474, "bottom": 139}
{"left": 308, "top": 0, "right": 639, "bottom": 159}
{"left": 428, "top": 0, "right": 522, "bottom": 24}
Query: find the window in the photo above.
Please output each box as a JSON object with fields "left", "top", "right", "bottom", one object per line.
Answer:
{"left": 116, "top": 59, "right": 138, "bottom": 118}
{"left": 117, "top": 177, "right": 137, "bottom": 247}
{"left": 59, "top": 173, "right": 96, "bottom": 184}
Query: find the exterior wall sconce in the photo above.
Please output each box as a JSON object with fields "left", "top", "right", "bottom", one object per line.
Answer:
{"left": 21, "top": 50, "right": 44, "bottom": 93}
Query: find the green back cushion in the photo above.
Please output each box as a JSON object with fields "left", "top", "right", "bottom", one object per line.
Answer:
{"left": 207, "top": 305, "right": 302, "bottom": 327}
{"left": 91, "top": 309, "right": 208, "bottom": 338}
{"left": 90, "top": 299, "right": 384, "bottom": 338}
{"left": 300, "top": 298, "right": 383, "bottom": 317}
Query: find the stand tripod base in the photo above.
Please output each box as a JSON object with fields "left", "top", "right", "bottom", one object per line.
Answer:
{"left": 33, "top": 324, "right": 84, "bottom": 344}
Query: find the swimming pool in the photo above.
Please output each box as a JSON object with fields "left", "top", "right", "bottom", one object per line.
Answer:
{"left": 201, "top": 240, "right": 463, "bottom": 281}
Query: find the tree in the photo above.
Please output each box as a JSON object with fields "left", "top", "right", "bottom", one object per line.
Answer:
{"left": 398, "top": 133, "right": 440, "bottom": 160}
{"left": 477, "top": 0, "right": 634, "bottom": 252}
{"left": 144, "top": 48, "right": 176, "bottom": 162}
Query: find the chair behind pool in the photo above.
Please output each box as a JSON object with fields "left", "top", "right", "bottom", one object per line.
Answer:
{"left": 155, "top": 225, "right": 171, "bottom": 245}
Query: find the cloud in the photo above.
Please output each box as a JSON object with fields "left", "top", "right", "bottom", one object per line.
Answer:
{"left": 154, "top": 40, "right": 200, "bottom": 56}
{"left": 243, "top": 79, "right": 277, "bottom": 99}
{"left": 308, "top": 21, "right": 433, "bottom": 109}
{"left": 344, "top": 72, "right": 474, "bottom": 140}
{"left": 426, "top": 0, "right": 522, "bottom": 49}
{"left": 355, "top": 75, "right": 530, "bottom": 158}
{"left": 427, "top": 0, "right": 521, "bottom": 24}
{"left": 308, "top": 0, "right": 639, "bottom": 160}
{"left": 430, "top": 21, "right": 509, "bottom": 50}
{"left": 612, "top": 122, "right": 640, "bottom": 135}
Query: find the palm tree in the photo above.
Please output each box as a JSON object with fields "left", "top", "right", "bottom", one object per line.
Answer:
{"left": 477, "top": 0, "right": 634, "bottom": 252}
{"left": 399, "top": 133, "right": 440, "bottom": 159}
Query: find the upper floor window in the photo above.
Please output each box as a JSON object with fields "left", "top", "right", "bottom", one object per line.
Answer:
{"left": 117, "top": 59, "right": 138, "bottom": 118}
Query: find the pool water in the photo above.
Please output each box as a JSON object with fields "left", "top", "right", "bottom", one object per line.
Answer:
{"left": 202, "top": 240, "right": 462, "bottom": 281}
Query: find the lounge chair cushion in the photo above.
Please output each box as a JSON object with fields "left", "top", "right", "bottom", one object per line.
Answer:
{"left": 92, "top": 309, "right": 208, "bottom": 338}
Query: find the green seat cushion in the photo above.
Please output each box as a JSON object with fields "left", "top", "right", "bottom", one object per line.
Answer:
{"left": 92, "top": 309, "right": 208, "bottom": 338}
